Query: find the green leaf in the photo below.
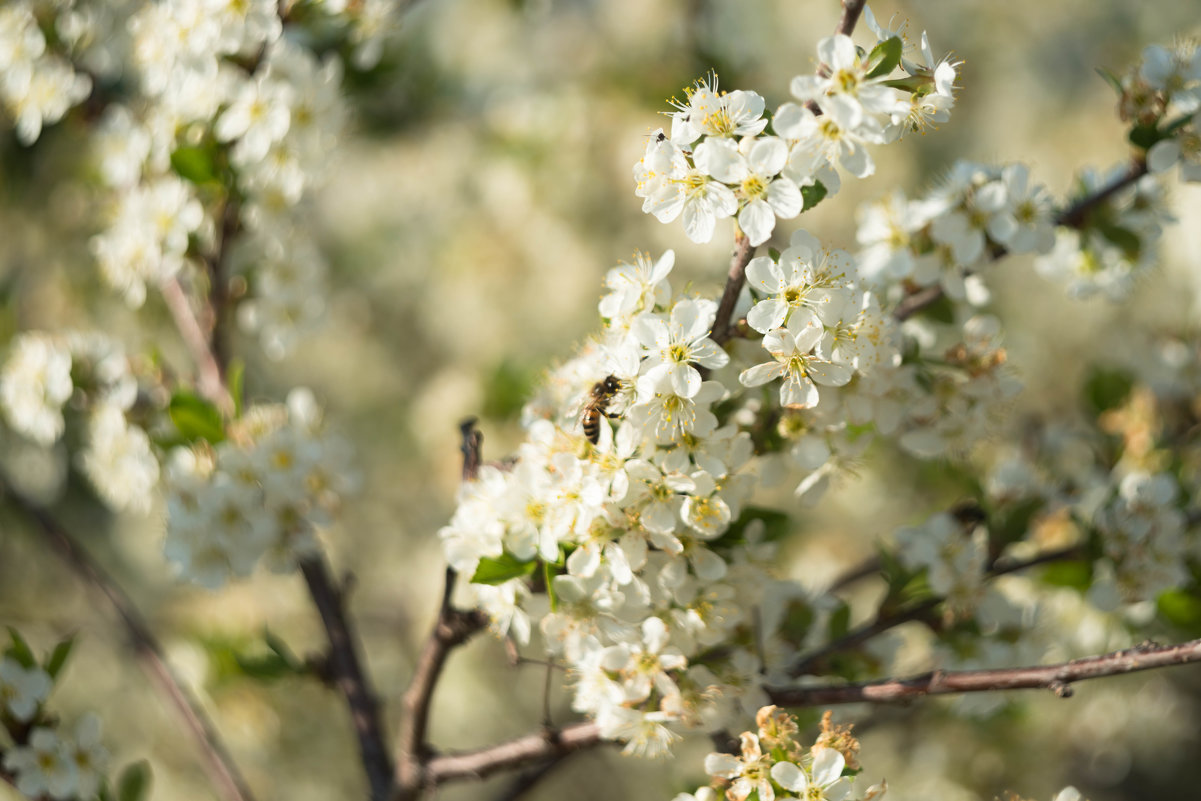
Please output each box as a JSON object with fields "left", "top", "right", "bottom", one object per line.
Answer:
{"left": 117, "top": 761, "right": 152, "bottom": 801}
{"left": 1095, "top": 221, "right": 1141, "bottom": 260}
{"left": 1082, "top": 366, "right": 1133, "bottom": 416}
{"left": 916, "top": 292, "right": 956, "bottom": 324}
{"left": 6, "top": 627, "right": 37, "bottom": 669}
{"left": 234, "top": 651, "right": 295, "bottom": 681}
{"left": 228, "top": 359, "right": 245, "bottom": 419}
{"left": 865, "top": 37, "right": 904, "bottom": 79}
{"left": 169, "top": 391, "right": 226, "bottom": 443}
{"left": 801, "top": 180, "right": 828, "bottom": 212}
{"left": 171, "top": 145, "right": 218, "bottom": 185}
{"left": 481, "top": 359, "right": 539, "bottom": 421}
{"left": 1095, "top": 67, "right": 1124, "bottom": 96}
{"left": 44, "top": 635, "right": 75, "bottom": 680}
{"left": 1158, "top": 589, "right": 1201, "bottom": 629}
{"left": 1128, "top": 123, "right": 1162, "bottom": 151}
{"left": 1039, "top": 559, "right": 1092, "bottom": 590}
{"left": 470, "top": 553, "right": 537, "bottom": 585}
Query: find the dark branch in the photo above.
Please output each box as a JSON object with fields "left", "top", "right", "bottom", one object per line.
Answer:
{"left": 711, "top": 232, "right": 755, "bottom": 346}
{"left": 299, "top": 555, "right": 394, "bottom": 801}
{"left": 2, "top": 481, "right": 257, "bottom": 801}
{"left": 769, "top": 638, "right": 1201, "bottom": 706}
{"left": 835, "top": 0, "right": 868, "bottom": 36}
{"left": 394, "top": 421, "right": 489, "bottom": 799}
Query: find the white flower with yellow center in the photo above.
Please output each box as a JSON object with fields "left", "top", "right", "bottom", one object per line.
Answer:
{"left": 693, "top": 136, "right": 802, "bottom": 245}
{"left": 739, "top": 313, "right": 852, "bottom": 409}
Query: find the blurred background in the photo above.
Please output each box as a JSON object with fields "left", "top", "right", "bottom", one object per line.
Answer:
{"left": 1, "top": 0, "right": 1200, "bottom": 799}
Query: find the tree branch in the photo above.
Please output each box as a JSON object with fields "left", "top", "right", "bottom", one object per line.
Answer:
{"left": 424, "top": 721, "right": 604, "bottom": 785}
{"left": 160, "top": 277, "right": 232, "bottom": 413}
{"left": 298, "top": 555, "right": 394, "bottom": 801}
{"left": 711, "top": 232, "right": 755, "bottom": 346}
{"left": 1, "top": 480, "right": 257, "bottom": 801}
{"left": 395, "top": 421, "right": 490, "bottom": 798}
{"left": 835, "top": 0, "right": 868, "bottom": 36}
{"left": 769, "top": 638, "right": 1201, "bottom": 706}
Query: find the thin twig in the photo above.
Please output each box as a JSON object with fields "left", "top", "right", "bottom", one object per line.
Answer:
{"left": 834, "top": 0, "right": 868, "bottom": 36}
{"left": 1, "top": 481, "right": 257, "bottom": 801}
{"left": 768, "top": 638, "right": 1201, "bottom": 706}
{"left": 394, "top": 421, "right": 489, "bottom": 798}
{"left": 424, "top": 721, "right": 604, "bottom": 785}
{"left": 160, "top": 277, "right": 232, "bottom": 413}
{"left": 207, "top": 197, "right": 241, "bottom": 374}
{"left": 789, "top": 544, "right": 1084, "bottom": 676}
{"left": 893, "top": 157, "right": 1151, "bottom": 322}
{"left": 827, "top": 555, "right": 882, "bottom": 593}
{"left": 299, "top": 555, "right": 394, "bottom": 801}
{"left": 711, "top": 232, "right": 755, "bottom": 346}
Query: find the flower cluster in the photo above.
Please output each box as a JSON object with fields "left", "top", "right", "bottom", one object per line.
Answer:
{"left": 0, "top": 331, "right": 159, "bottom": 513}
{"left": 164, "top": 389, "right": 358, "bottom": 588}
{"left": 1034, "top": 167, "right": 1170, "bottom": 300}
{"left": 1, "top": 644, "right": 111, "bottom": 801}
{"left": 1120, "top": 41, "right": 1201, "bottom": 181}
{"left": 84, "top": 2, "right": 349, "bottom": 354}
{"left": 674, "top": 706, "right": 883, "bottom": 801}
{"left": 635, "top": 22, "right": 959, "bottom": 246}
{"left": 0, "top": 2, "right": 92, "bottom": 145}
{"left": 855, "top": 161, "right": 1056, "bottom": 296}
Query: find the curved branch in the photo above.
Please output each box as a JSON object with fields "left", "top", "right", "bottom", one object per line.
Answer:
{"left": 1, "top": 481, "right": 257, "bottom": 801}
{"left": 834, "top": 0, "right": 868, "bottom": 37}
{"left": 395, "top": 421, "right": 491, "bottom": 798}
{"left": 424, "top": 721, "right": 603, "bottom": 785}
{"left": 769, "top": 638, "right": 1201, "bottom": 706}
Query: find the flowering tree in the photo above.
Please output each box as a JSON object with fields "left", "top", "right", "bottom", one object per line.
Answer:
{"left": 1, "top": 0, "right": 1201, "bottom": 800}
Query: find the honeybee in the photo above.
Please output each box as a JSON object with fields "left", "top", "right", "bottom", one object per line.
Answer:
{"left": 578, "top": 375, "right": 626, "bottom": 445}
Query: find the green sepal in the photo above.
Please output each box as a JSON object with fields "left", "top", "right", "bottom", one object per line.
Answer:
{"left": 1095, "top": 67, "right": 1124, "bottom": 96}
{"left": 1158, "top": 588, "right": 1201, "bottom": 631}
{"left": 170, "top": 145, "right": 219, "bottom": 186}
{"left": 801, "top": 180, "right": 828, "bottom": 212}
{"left": 228, "top": 359, "right": 246, "bottom": 419}
{"left": 117, "top": 760, "right": 152, "bottom": 801}
{"left": 865, "top": 37, "right": 904, "bottom": 80}
{"left": 470, "top": 553, "right": 537, "bottom": 585}
{"left": 6, "top": 627, "right": 37, "bottom": 669}
{"left": 169, "top": 390, "right": 226, "bottom": 444}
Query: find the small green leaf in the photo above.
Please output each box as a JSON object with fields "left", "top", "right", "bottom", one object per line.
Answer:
{"left": 1083, "top": 366, "right": 1134, "bottom": 416}
{"left": 1095, "top": 67, "right": 1124, "bottom": 96}
{"left": 6, "top": 627, "right": 37, "bottom": 669}
{"left": 117, "top": 760, "right": 152, "bottom": 801}
{"left": 801, "top": 180, "right": 828, "bottom": 212}
{"left": 470, "top": 553, "right": 537, "bottom": 585}
{"left": 169, "top": 391, "right": 226, "bottom": 443}
{"left": 234, "top": 651, "right": 294, "bottom": 681}
{"left": 170, "top": 146, "right": 218, "bottom": 185}
{"left": 1095, "top": 222, "right": 1141, "bottom": 260}
{"left": 1158, "top": 589, "right": 1201, "bottom": 629}
{"left": 228, "top": 359, "right": 245, "bottom": 419}
{"left": 865, "top": 36, "right": 904, "bottom": 80}
{"left": 44, "top": 635, "right": 76, "bottom": 680}
{"left": 1127, "top": 123, "right": 1162, "bottom": 151}
{"left": 1039, "top": 559, "right": 1092, "bottom": 590}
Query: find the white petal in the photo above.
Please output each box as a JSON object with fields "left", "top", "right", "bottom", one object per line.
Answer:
{"left": 747, "top": 298, "right": 787, "bottom": 334}
{"left": 807, "top": 359, "right": 853, "bottom": 386}
{"left": 739, "top": 361, "right": 788, "bottom": 387}
{"left": 811, "top": 748, "right": 846, "bottom": 785}
{"left": 771, "top": 761, "right": 808, "bottom": 792}
{"left": 745, "top": 255, "right": 786, "bottom": 293}
{"left": 671, "top": 363, "right": 702, "bottom": 398}
{"left": 740, "top": 199, "right": 776, "bottom": 246}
